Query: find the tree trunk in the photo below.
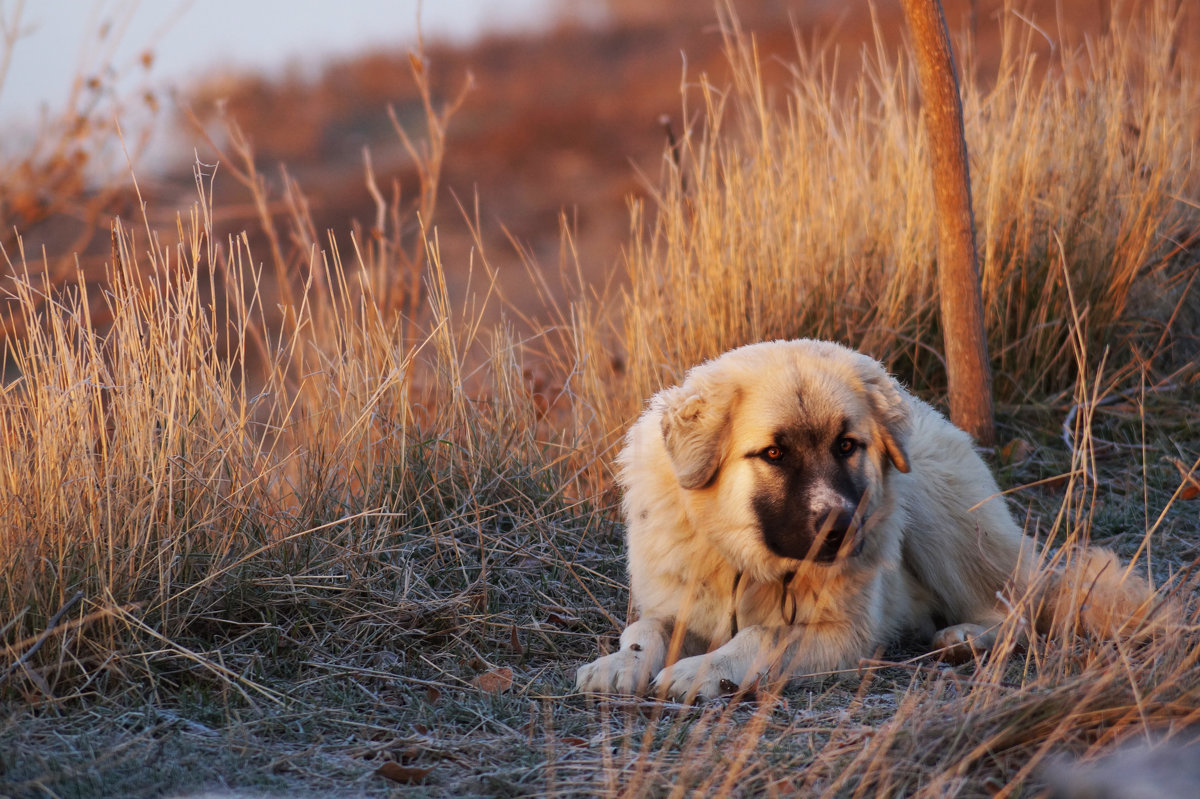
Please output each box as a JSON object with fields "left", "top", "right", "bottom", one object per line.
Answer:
{"left": 900, "top": 0, "right": 995, "bottom": 446}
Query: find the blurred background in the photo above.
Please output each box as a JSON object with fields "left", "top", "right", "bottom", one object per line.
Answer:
{"left": 0, "top": 0, "right": 1181, "bottom": 327}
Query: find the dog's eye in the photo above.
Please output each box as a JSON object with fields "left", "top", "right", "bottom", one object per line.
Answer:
{"left": 836, "top": 437, "right": 858, "bottom": 457}
{"left": 762, "top": 445, "right": 785, "bottom": 462}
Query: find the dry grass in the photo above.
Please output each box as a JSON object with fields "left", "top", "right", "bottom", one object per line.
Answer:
{"left": 1, "top": 2, "right": 1199, "bottom": 797}
{"left": 602, "top": 1, "right": 1199, "bottom": 419}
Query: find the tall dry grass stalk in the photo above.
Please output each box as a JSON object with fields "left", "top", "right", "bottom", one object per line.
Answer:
{"left": 0, "top": 168, "right": 600, "bottom": 698}
{"left": 0, "top": 38, "right": 612, "bottom": 701}
{"left": 598, "top": 0, "right": 1198, "bottom": 428}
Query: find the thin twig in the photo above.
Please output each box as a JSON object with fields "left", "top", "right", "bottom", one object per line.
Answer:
{"left": 0, "top": 590, "right": 84, "bottom": 687}
{"left": 1061, "top": 379, "right": 1181, "bottom": 456}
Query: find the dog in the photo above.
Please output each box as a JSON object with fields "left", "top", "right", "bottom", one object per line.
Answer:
{"left": 575, "top": 339, "right": 1161, "bottom": 701}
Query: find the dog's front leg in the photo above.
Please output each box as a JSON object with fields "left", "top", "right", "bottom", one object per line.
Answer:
{"left": 654, "top": 622, "right": 867, "bottom": 702}
{"left": 652, "top": 625, "right": 781, "bottom": 701}
{"left": 575, "top": 618, "right": 673, "bottom": 695}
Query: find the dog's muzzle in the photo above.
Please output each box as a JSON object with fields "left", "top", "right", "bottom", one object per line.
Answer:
{"left": 809, "top": 508, "right": 862, "bottom": 563}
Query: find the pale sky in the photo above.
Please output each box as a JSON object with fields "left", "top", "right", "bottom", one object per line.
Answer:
{"left": 0, "top": 0, "right": 581, "bottom": 122}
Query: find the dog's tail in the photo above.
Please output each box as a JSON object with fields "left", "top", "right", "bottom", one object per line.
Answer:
{"left": 1028, "top": 547, "right": 1176, "bottom": 640}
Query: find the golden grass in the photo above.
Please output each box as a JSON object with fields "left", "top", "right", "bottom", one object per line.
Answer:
{"left": 600, "top": 1, "right": 1198, "bottom": 423}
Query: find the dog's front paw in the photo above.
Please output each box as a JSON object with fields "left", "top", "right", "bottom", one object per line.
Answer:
{"left": 575, "top": 649, "right": 655, "bottom": 695}
{"left": 653, "top": 654, "right": 746, "bottom": 702}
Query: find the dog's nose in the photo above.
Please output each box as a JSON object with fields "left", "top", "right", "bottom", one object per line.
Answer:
{"left": 812, "top": 507, "right": 856, "bottom": 562}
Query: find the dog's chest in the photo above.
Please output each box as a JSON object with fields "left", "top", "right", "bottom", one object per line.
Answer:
{"left": 736, "top": 571, "right": 859, "bottom": 627}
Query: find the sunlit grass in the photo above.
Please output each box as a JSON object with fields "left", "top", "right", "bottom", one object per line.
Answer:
{"left": 599, "top": 2, "right": 1198, "bottom": 422}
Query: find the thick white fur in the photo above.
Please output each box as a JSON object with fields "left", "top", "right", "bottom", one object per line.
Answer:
{"left": 575, "top": 339, "right": 1158, "bottom": 701}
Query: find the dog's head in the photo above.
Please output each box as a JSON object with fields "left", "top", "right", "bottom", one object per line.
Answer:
{"left": 654, "top": 340, "right": 911, "bottom": 570}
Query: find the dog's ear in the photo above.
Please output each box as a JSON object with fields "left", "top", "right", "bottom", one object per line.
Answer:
{"left": 656, "top": 382, "right": 734, "bottom": 490}
{"left": 852, "top": 354, "right": 911, "bottom": 474}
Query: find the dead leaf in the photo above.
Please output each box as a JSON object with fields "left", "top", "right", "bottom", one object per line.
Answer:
{"left": 471, "top": 667, "right": 514, "bottom": 693}
{"left": 376, "top": 761, "right": 432, "bottom": 784}
{"left": 999, "top": 438, "right": 1035, "bottom": 465}
{"left": 559, "top": 737, "right": 588, "bottom": 748}
{"left": 540, "top": 605, "right": 581, "bottom": 627}
{"left": 1166, "top": 456, "right": 1200, "bottom": 500}
{"left": 509, "top": 624, "right": 523, "bottom": 655}
{"left": 424, "top": 686, "right": 441, "bottom": 704}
